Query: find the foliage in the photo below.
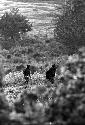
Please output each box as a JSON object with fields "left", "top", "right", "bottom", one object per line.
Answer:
{"left": 47, "top": 40, "right": 67, "bottom": 57}
{"left": 0, "top": 93, "right": 12, "bottom": 125}
{"left": 0, "top": 7, "right": 32, "bottom": 43}
{"left": 2, "top": 44, "right": 85, "bottom": 125}
{"left": 10, "top": 46, "right": 33, "bottom": 56}
{"left": 45, "top": 47, "right": 85, "bottom": 125}
{"left": 0, "top": 39, "right": 16, "bottom": 50}
{"left": 12, "top": 56, "right": 26, "bottom": 64}
{"left": 0, "top": 58, "right": 5, "bottom": 88}
{"left": 54, "top": 0, "right": 85, "bottom": 54}
{"left": 0, "top": 90, "right": 47, "bottom": 125}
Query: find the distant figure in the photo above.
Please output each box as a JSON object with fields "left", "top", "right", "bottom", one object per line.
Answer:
{"left": 23, "top": 65, "right": 31, "bottom": 83}
{"left": 46, "top": 64, "right": 56, "bottom": 84}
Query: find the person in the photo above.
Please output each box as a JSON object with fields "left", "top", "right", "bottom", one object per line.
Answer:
{"left": 46, "top": 64, "right": 56, "bottom": 84}
{"left": 23, "top": 65, "right": 31, "bottom": 83}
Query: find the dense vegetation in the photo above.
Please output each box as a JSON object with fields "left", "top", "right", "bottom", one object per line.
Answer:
{"left": 1, "top": 46, "right": 85, "bottom": 125}
{"left": 0, "top": 0, "right": 85, "bottom": 125}
{"left": 0, "top": 8, "right": 32, "bottom": 45}
{"left": 54, "top": 0, "right": 85, "bottom": 54}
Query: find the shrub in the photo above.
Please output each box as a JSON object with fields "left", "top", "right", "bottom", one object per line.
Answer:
{"left": 1, "top": 49, "right": 9, "bottom": 57}
{"left": 5, "top": 69, "right": 12, "bottom": 75}
{"left": 45, "top": 47, "right": 85, "bottom": 125}
{"left": 27, "top": 48, "right": 33, "bottom": 54}
{"left": 0, "top": 93, "right": 11, "bottom": 125}
{"left": 13, "top": 90, "right": 46, "bottom": 125}
{"left": 13, "top": 57, "right": 25, "bottom": 64}
{"left": 10, "top": 46, "right": 33, "bottom": 57}
{"left": 1, "top": 39, "right": 15, "bottom": 50}
{"left": 0, "top": 62, "right": 5, "bottom": 88}
{"left": 6, "top": 54, "right": 11, "bottom": 59}
{"left": 0, "top": 7, "right": 32, "bottom": 43}
{"left": 32, "top": 52, "right": 44, "bottom": 62}
{"left": 48, "top": 40, "right": 67, "bottom": 57}
{"left": 19, "top": 38, "right": 36, "bottom": 47}
{"left": 54, "top": 0, "right": 85, "bottom": 54}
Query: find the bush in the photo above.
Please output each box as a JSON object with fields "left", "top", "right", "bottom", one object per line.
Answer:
{"left": 19, "top": 38, "right": 37, "bottom": 47}
{"left": 0, "top": 7, "right": 32, "bottom": 43}
{"left": 47, "top": 40, "right": 67, "bottom": 57}
{"left": 32, "top": 52, "right": 45, "bottom": 62}
{"left": 12, "top": 57, "right": 26, "bottom": 64}
{"left": 0, "top": 62, "right": 5, "bottom": 88}
{"left": 15, "top": 64, "right": 25, "bottom": 71}
{"left": 54, "top": 0, "right": 85, "bottom": 54}
{"left": 0, "top": 93, "right": 11, "bottom": 125}
{"left": 1, "top": 39, "right": 15, "bottom": 50}
{"left": 10, "top": 46, "right": 33, "bottom": 57}
{"left": 45, "top": 47, "right": 85, "bottom": 125}
{"left": 13, "top": 90, "right": 46, "bottom": 125}
{"left": 5, "top": 69, "right": 12, "bottom": 75}
{"left": 6, "top": 54, "right": 11, "bottom": 59}
{"left": 27, "top": 48, "right": 33, "bottom": 54}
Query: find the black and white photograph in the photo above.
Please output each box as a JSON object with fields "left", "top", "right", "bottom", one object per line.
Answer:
{"left": 0, "top": 0, "right": 85, "bottom": 125}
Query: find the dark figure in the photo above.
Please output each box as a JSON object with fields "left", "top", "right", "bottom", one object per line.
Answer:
{"left": 46, "top": 64, "right": 56, "bottom": 84}
{"left": 23, "top": 65, "right": 31, "bottom": 83}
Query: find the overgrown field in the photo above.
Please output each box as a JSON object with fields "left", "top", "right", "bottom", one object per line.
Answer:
{"left": 0, "top": 36, "right": 85, "bottom": 125}
{"left": 0, "top": 1, "right": 85, "bottom": 125}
